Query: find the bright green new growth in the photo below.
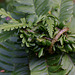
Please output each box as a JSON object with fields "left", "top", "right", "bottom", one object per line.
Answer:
{"left": 0, "top": 8, "right": 27, "bottom": 32}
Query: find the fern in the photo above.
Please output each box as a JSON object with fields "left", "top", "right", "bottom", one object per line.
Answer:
{"left": 0, "top": 8, "right": 16, "bottom": 22}
{"left": 0, "top": 9, "right": 27, "bottom": 32}
{"left": 0, "top": 8, "right": 27, "bottom": 32}
{"left": 46, "top": 19, "right": 54, "bottom": 38}
{"left": 0, "top": 21, "right": 27, "bottom": 32}
{"left": 0, "top": 8, "right": 11, "bottom": 18}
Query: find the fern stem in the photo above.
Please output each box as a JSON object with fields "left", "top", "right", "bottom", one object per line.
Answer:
{"left": 49, "top": 27, "right": 69, "bottom": 54}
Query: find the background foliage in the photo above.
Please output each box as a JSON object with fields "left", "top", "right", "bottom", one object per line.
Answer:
{"left": 0, "top": 0, "right": 75, "bottom": 75}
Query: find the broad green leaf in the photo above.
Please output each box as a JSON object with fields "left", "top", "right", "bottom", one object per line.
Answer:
{"left": 59, "top": 36, "right": 64, "bottom": 46}
{"left": 0, "top": 37, "right": 30, "bottom": 75}
{"left": 68, "top": 4, "right": 75, "bottom": 33}
{"left": 30, "top": 57, "right": 49, "bottom": 75}
{"left": 59, "top": 0, "right": 73, "bottom": 22}
{"left": 50, "top": 70, "right": 66, "bottom": 75}
{"left": 38, "top": 48, "right": 44, "bottom": 57}
{"left": 0, "top": 30, "right": 17, "bottom": 42}
{"left": 15, "top": 0, "right": 50, "bottom": 21}
{"left": 69, "top": 53, "right": 75, "bottom": 64}
{"left": 49, "top": 0, "right": 60, "bottom": 8}
{"left": 61, "top": 54, "right": 75, "bottom": 74}
{"left": 29, "top": 54, "right": 66, "bottom": 75}
{"left": 68, "top": 66, "right": 75, "bottom": 75}
{"left": 69, "top": 17, "right": 75, "bottom": 33}
{"left": 73, "top": 4, "right": 75, "bottom": 17}
{"left": 61, "top": 55, "right": 73, "bottom": 74}
{"left": 46, "top": 54, "right": 66, "bottom": 75}
{"left": 15, "top": 0, "right": 50, "bottom": 16}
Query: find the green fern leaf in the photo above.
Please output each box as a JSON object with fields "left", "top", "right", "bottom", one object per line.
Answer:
{"left": 0, "top": 9, "right": 27, "bottom": 31}
{"left": 46, "top": 19, "right": 54, "bottom": 38}
{"left": 0, "top": 23, "right": 26, "bottom": 32}
{"left": 0, "top": 8, "right": 17, "bottom": 22}
{"left": 0, "top": 18, "right": 27, "bottom": 32}
{"left": 0, "top": 8, "right": 11, "bottom": 18}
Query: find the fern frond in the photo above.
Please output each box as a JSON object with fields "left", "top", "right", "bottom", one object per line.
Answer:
{"left": 0, "top": 9, "right": 27, "bottom": 31}
{"left": 0, "top": 23, "right": 26, "bottom": 32}
{"left": 0, "top": 8, "right": 17, "bottom": 22}
{"left": 0, "top": 18, "right": 27, "bottom": 32}
{"left": 46, "top": 19, "right": 54, "bottom": 38}
{"left": 0, "top": 8, "right": 11, "bottom": 18}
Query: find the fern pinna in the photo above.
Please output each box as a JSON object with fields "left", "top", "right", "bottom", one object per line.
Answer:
{"left": 0, "top": 0, "right": 75, "bottom": 75}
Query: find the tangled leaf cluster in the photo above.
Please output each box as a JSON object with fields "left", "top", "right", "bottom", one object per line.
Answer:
{"left": 20, "top": 14, "right": 75, "bottom": 57}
